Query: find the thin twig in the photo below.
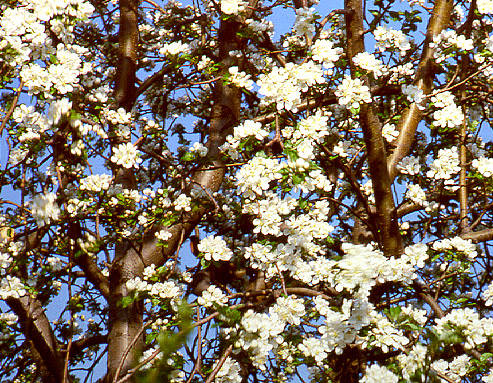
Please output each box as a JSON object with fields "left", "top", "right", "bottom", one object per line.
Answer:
{"left": 115, "top": 347, "right": 162, "bottom": 383}
{"left": 0, "top": 80, "right": 23, "bottom": 136}
{"left": 204, "top": 345, "right": 233, "bottom": 383}
{"left": 186, "top": 308, "right": 203, "bottom": 383}
{"left": 112, "top": 323, "right": 149, "bottom": 383}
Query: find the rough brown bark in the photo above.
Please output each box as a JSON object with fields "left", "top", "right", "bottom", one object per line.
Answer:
{"left": 106, "top": 0, "right": 142, "bottom": 381}
{"left": 344, "top": 0, "right": 402, "bottom": 257}
{"left": 106, "top": 4, "right": 242, "bottom": 382}
{"left": 7, "top": 296, "right": 67, "bottom": 383}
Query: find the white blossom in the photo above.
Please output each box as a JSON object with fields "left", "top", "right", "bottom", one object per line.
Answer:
{"left": 197, "top": 285, "right": 228, "bottom": 307}
{"left": 353, "top": 52, "right": 385, "bottom": 77}
{"left": 111, "top": 143, "right": 142, "bottom": 169}
{"left": 397, "top": 156, "right": 421, "bottom": 175}
{"left": 311, "top": 39, "right": 342, "bottom": 68}
{"left": 478, "top": 0, "right": 493, "bottom": 13}
{"left": 228, "top": 67, "right": 253, "bottom": 90}
{"left": 197, "top": 236, "right": 232, "bottom": 261}
{"left": 472, "top": 157, "right": 493, "bottom": 177}
{"left": 360, "top": 364, "right": 398, "bottom": 383}
{"left": 335, "top": 76, "right": 372, "bottom": 109}
{"left": 0, "top": 276, "right": 27, "bottom": 299}
{"left": 426, "top": 147, "right": 460, "bottom": 180}
{"left": 220, "top": 0, "right": 247, "bottom": 14}
{"left": 31, "top": 192, "right": 61, "bottom": 226}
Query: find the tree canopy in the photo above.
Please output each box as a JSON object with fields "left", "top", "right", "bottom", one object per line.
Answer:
{"left": 0, "top": 0, "right": 493, "bottom": 382}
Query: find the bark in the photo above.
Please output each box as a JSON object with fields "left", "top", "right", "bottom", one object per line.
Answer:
{"left": 461, "top": 228, "right": 493, "bottom": 243}
{"left": 387, "top": 0, "right": 454, "bottom": 180}
{"left": 106, "top": 3, "right": 242, "bottom": 382}
{"left": 138, "top": 17, "right": 242, "bottom": 268}
{"left": 114, "top": 0, "right": 139, "bottom": 110}
{"left": 7, "top": 296, "right": 67, "bottom": 383}
{"left": 106, "top": 1, "right": 142, "bottom": 381}
{"left": 344, "top": 0, "right": 402, "bottom": 257}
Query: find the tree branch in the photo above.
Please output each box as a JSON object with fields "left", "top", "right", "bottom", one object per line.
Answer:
{"left": 344, "top": 0, "right": 402, "bottom": 256}
{"left": 7, "top": 296, "right": 67, "bottom": 383}
{"left": 387, "top": 0, "right": 454, "bottom": 180}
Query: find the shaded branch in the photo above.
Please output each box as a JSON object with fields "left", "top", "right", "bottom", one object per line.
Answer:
{"left": 344, "top": 0, "right": 402, "bottom": 256}
{"left": 7, "top": 296, "right": 68, "bottom": 383}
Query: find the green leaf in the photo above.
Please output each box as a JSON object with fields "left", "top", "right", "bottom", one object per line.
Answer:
{"left": 120, "top": 295, "right": 135, "bottom": 308}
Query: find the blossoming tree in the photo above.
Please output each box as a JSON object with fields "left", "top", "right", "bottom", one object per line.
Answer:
{"left": 1, "top": 0, "right": 493, "bottom": 382}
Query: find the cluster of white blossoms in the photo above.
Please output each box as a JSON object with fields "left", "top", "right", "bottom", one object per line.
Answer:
{"left": 0, "top": 276, "right": 27, "bottom": 299}
{"left": 290, "top": 111, "right": 331, "bottom": 144}
{"left": 244, "top": 192, "right": 296, "bottom": 237}
{"left": 472, "top": 157, "right": 493, "bottom": 177}
{"left": 310, "top": 38, "right": 342, "bottom": 69}
{"left": 426, "top": 147, "right": 460, "bottom": 180}
{"left": 397, "top": 155, "right": 421, "bottom": 175}
{"left": 283, "top": 210, "right": 334, "bottom": 255}
{"left": 352, "top": 52, "right": 386, "bottom": 77}
{"left": 373, "top": 26, "right": 411, "bottom": 54}
{"left": 221, "top": 120, "right": 270, "bottom": 159}
{"left": 155, "top": 229, "right": 172, "bottom": 241}
{"left": 335, "top": 76, "right": 372, "bottom": 109}
{"left": 173, "top": 194, "right": 192, "bottom": 212}
{"left": 484, "top": 281, "right": 493, "bottom": 306}
{"left": 397, "top": 343, "right": 427, "bottom": 380}
{"left": 293, "top": 7, "right": 317, "bottom": 38}
{"left": 432, "top": 355, "right": 471, "bottom": 383}
{"left": 271, "top": 296, "right": 305, "bottom": 325}
{"left": 0, "top": 313, "right": 18, "bottom": 326}
{"left": 19, "top": 41, "right": 92, "bottom": 96}
{"left": 126, "top": 266, "right": 182, "bottom": 301}
{"left": 77, "top": 233, "right": 97, "bottom": 255}
{"left": 12, "top": 104, "right": 48, "bottom": 142}
{"left": 189, "top": 142, "right": 208, "bottom": 157}
{"left": 360, "top": 364, "right": 399, "bottom": 383}
{"left": 245, "top": 18, "right": 274, "bottom": 34}
{"left": 232, "top": 296, "right": 306, "bottom": 368}
{"left": 402, "top": 243, "right": 430, "bottom": 268}
{"left": 257, "top": 61, "right": 325, "bottom": 111}
{"left": 213, "top": 357, "right": 242, "bottom": 383}
{"left": 332, "top": 243, "right": 415, "bottom": 298}
{"left": 402, "top": 84, "right": 425, "bottom": 106}
{"left": 333, "top": 139, "right": 360, "bottom": 159}
{"left": 431, "top": 30, "right": 474, "bottom": 63}
{"left": 228, "top": 67, "right": 253, "bottom": 90}
{"left": 363, "top": 311, "right": 409, "bottom": 352}
{"left": 197, "top": 285, "right": 228, "bottom": 307}
{"left": 235, "top": 155, "right": 283, "bottom": 197}
{"left": 0, "top": 252, "right": 12, "bottom": 272}
{"left": 434, "top": 308, "right": 493, "bottom": 349}
{"left": 159, "top": 41, "right": 190, "bottom": 56}
{"left": 102, "top": 107, "right": 132, "bottom": 125}
{"left": 46, "top": 256, "right": 64, "bottom": 271}
{"left": 197, "top": 236, "right": 232, "bottom": 261}
{"left": 139, "top": 347, "right": 162, "bottom": 370}
{"left": 79, "top": 174, "right": 112, "bottom": 192}
{"left": 47, "top": 98, "right": 72, "bottom": 126}
{"left": 31, "top": 192, "right": 61, "bottom": 226}
{"left": 477, "top": 0, "right": 493, "bottom": 13}
{"left": 381, "top": 123, "right": 399, "bottom": 142}
{"left": 430, "top": 91, "right": 464, "bottom": 129}
{"left": 110, "top": 142, "right": 142, "bottom": 169}
{"left": 432, "top": 236, "right": 478, "bottom": 259}
{"left": 220, "top": 0, "right": 247, "bottom": 14}
{"left": 406, "top": 184, "right": 427, "bottom": 206}
{"left": 233, "top": 120, "right": 269, "bottom": 142}
{"left": 309, "top": 297, "right": 371, "bottom": 357}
